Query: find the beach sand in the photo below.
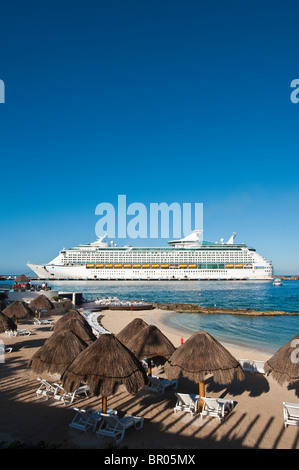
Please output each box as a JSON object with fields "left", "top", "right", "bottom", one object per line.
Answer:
{"left": 0, "top": 307, "right": 298, "bottom": 449}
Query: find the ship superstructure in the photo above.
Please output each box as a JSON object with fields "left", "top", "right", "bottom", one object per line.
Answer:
{"left": 27, "top": 230, "right": 273, "bottom": 280}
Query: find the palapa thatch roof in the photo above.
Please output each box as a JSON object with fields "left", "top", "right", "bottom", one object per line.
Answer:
{"left": 3, "top": 301, "right": 34, "bottom": 319}
{"left": 61, "top": 334, "right": 148, "bottom": 396}
{"left": 28, "top": 330, "right": 88, "bottom": 376}
{"left": 0, "top": 312, "right": 17, "bottom": 332}
{"left": 164, "top": 331, "right": 244, "bottom": 384}
{"left": 125, "top": 324, "right": 175, "bottom": 362}
{"left": 14, "top": 274, "right": 30, "bottom": 283}
{"left": 52, "top": 309, "right": 91, "bottom": 332}
{"left": 29, "top": 295, "right": 54, "bottom": 311}
{"left": 264, "top": 334, "right": 299, "bottom": 385}
{"left": 53, "top": 318, "right": 96, "bottom": 345}
{"left": 116, "top": 317, "right": 148, "bottom": 347}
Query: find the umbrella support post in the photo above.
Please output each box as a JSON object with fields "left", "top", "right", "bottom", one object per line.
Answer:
{"left": 198, "top": 381, "right": 205, "bottom": 412}
{"left": 147, "top": 359, "right": 152, "bottom": 377}
{"left": 102, "top": 396, "right": 107, "bottom": 414}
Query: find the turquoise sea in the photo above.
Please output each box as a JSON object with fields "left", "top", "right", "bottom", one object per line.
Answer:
{"left": 40, "top": 280, "right": 299, "bottom": 353}
{"left": 2, "top": 279, "right": 299, "bottom": 353}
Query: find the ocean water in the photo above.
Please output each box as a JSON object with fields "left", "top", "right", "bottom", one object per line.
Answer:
{"left": 2, "top": 279, "right": 299, "bottom": 353}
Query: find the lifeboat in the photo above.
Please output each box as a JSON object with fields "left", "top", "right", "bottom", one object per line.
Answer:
{"left": 188, "top": 264, "right": 197, "bottom": 268}
{"left": 105, "top": 264, "right": 113, "bottom": 268}
{"left": 133, "top": 264, "right": 141, "bottom": 268}
{"left": 179, "top": 264, "right": 188, "bottom": 268}
{"left": 123, "top": 264, "right": 132, "bottom": 268}
{"left": 161, "top": 264, "right": 169, "bottom": 268}
{"left": 235, "top": 264, "right": 243, "bottom": 268}
{"left": 142, "top": 264, "right": 150, "bottom": 268}
{"left": 151, "top": 264, "right": 160, "bottom": 268}
{"left": 95, "top": 264, "right": 104, "bottom": 268}
{"left": 225, "top": 264, "right": 234, "bottom": 268}
{"left": 114, "top": 264, "right": 122, "bottom": 268}
{"left": 86, "top": 264, "right": 95, "bottom": 268}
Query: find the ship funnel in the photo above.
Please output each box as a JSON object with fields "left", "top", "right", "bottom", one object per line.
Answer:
{"left": 227, "top": 232, "right": 237, "bottom": 244}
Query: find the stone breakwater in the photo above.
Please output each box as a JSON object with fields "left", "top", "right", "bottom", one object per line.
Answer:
{"left": 152, "top": 302, "right": 299, "bottom": 316}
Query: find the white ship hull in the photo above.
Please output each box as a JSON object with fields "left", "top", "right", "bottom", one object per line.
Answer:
{"left": 27, "top": 230, "right": 273, "bottom": 281}
{"left": 27, "top": 263, "right": 273, "bottom": 281}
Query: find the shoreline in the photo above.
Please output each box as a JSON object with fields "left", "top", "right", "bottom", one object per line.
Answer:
{"left": 155, "top": 310, "right": 276, "bottom": 356}
{"left": 99, "top": 307, "right": 272, "bottom": 362}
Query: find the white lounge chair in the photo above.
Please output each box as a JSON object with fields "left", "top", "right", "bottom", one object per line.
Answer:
{"left": 238, "top": 359, "right": 252, "bottom": 373}
{"left": 36, "top": 378, "right": 60, "bottom": 400}
{"left": 283, "top": 402, "right": 299, "bottom": 428}
{"left": 173, "top": 392, "right": 199, "bottom": 415}
{"left": 152, "top": 375, "right": 178, "bottom": 390}
{"left": 32, "top": 318, "right": 53, "bottom": 326}
{"left": 96, "top": 413, "right": 144, "bottom": 444}
{"left": 14, "top": 329, "right": 32, "bottom": 336}
{"left": 69, "top": 407, "right": 117, "bottom": 433}
{"left": 53, "top": 383, "right": 90, "bottom": 405}
{"left": 0, "top": 344, "right": 12, "bottom": 354}
{"left": 5, "top": 330, "right": 15, "bottom": 336}
{"left": 251, "top": 360, "right": 268, "bottom": 375}
{"left": 144, "top": 375, "right": 177, "bottom": 394}
{"left": 5, "top": 329, "right": 31, "bottom": 336}
{"left": 144, "top": 376, "right": 166, "bottom": 394}
{"left": 200, "top": 397, "right": 234, "bottom": 422}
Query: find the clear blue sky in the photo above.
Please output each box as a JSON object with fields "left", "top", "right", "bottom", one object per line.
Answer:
{"left": 0, "top": 0, "right": 299, "bottom": 274}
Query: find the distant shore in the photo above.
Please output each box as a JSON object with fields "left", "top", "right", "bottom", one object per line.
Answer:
{"left": 152, "top": 302, "right": 299, "bottom": 316}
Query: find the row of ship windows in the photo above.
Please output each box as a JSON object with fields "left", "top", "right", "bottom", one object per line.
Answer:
{"left": 64, "top": 252, "right": 249, "bottom": 256}
{"left": 63, "top": 253, "right": 250, "bottom": 259}
{"left": 64, "top": 261, "right": 253, "bottom": 265}
{"left": 63, "top": 264, "right": 255, "bottom": 269}
{"left": 63, "top": 256, "right": 252, "bottom": 261}
{"left": 83, "top": 270, "right": 255, "bottom": 275}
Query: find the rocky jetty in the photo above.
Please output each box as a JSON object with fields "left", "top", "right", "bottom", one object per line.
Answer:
{"left": 152, "top": 302, "right": 299, "bottom": 316}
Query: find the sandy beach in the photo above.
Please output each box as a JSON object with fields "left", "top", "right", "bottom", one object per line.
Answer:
{"left": 0, "top": 306, "right": 298, "bottom": 449}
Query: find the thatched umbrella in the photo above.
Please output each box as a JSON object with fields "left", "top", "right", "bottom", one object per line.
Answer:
{"left": 53, "top": 318, "right": 96, "bottom": 345}
{"left": 165, "top": 331, "right": 244, "bottom": 411}
{"left": 264, "top": 334, "right": 299, "bottom": 385}
{"left": 28, "top": 330, "right": 88, "bottom": 378}
{"left": 52, "top": 309, "right": 92, "bottom": 332}
{"left": 29, "top": 295, "right": 54, "bottom": 316}
{"left": 126, "top": 324, "right": 175, "bottom": 376}
{"left": 61, "top": 333, "right": 148, "bottom": 413}
{"left": 0, "top": 312, "right": 17, "bottom": 333}
{"left": 14, "top": 274, "right": 30, "bottom": 284}
{"left": 0, "top": 300, "right": 7, "bottom": 311}
{"left": 3, "top": 301, "right": 34, "bottom": 324}
{"left": 116, "top": 317, "right": 148, "bottom": 347}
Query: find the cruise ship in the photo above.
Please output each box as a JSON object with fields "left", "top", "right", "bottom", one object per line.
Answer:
{"left": 27, "top": 230, "right": 273, "bottom": 281}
